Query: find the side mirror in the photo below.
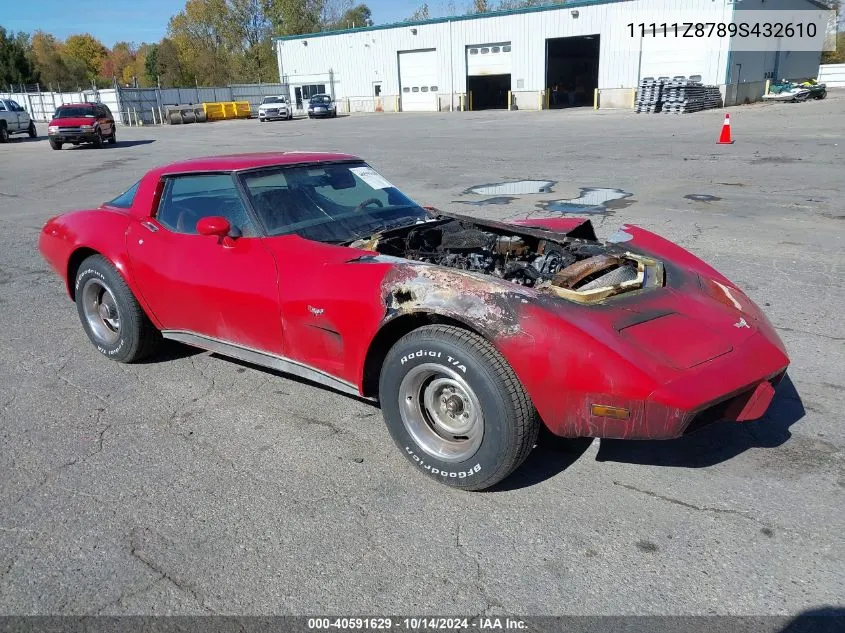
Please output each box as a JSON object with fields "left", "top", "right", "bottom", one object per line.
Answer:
{"left": 197, "top": 216, "right": 231, "bottom": 238}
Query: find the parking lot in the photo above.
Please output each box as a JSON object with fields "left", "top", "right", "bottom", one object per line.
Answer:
{"left": 0, "top": 95, "right": 843, "bottom": 617}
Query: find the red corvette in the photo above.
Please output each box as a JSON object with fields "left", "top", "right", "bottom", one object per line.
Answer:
{"left": 38, "top": 152, "right": 789, "bottom": 490}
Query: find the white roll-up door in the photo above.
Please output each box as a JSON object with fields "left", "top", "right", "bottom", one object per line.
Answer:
{"left": 467, "top": 43, "right": 512, "bottom": 77}
{"left": 399, "top": 49, "right": 439, "bottom": 112}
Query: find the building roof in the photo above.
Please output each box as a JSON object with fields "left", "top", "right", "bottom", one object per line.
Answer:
{"left": 273, "top": 0, "right": 630, "bottom": 42}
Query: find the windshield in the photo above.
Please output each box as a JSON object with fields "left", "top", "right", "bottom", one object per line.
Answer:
{"left": 54, "top": 106, "right": 95, "bottom": 118}
{"left": 310, "top": 95, "right": 331, "bottom": 104}
{"left": 240, "top": 162, "right": 430, "bottom": 243}
{"left": 262, "top": 97, "right": 285, "bottom": 104}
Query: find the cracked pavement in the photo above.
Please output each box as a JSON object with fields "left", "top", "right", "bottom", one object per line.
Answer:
{"left": 0, "top": 94, "right": 843, "bottom": 616}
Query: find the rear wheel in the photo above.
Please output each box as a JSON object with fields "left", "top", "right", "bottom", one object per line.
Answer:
{"left": 0, "top": 125, "right": 8, "bottom": 143}
{"left": 108, "top": 127, "right": 116, "bottom": 144}
{"left": 49, "top": 139, "right": 62, "bottom": 150}
{"left": 28, "top": 121, "right": 37, "bottom": 138}
{"left": 75, "top": 255, "right": 161, "bottom": 363}
{"left": 379, "top": 325, "right": 540, "bottom": 491}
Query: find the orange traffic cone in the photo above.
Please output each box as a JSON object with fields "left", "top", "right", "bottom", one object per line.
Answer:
{"left": 718, "top": 113, "right": 734, "bottom": 144}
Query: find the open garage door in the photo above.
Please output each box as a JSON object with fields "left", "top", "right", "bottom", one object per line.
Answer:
{"left": 399, "top": 49, "right": 439, "bottom": 112}
{"left": 467, "top": 42, "right": 512, "bottom": 110}
{"left": 546, "top": 36, "right": 599, "bottom": 108}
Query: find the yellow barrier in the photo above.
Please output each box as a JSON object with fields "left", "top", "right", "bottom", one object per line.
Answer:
{"left": 202, "top": 101, "right": 252, "bottom": 120}
{"left": 202, "top": 103, "right": 227, "bottom": 121}
{"left": 234, "top": 101, "right": 251, "bottom": 118}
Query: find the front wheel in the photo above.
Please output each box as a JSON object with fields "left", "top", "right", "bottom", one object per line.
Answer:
{"left": 49, "top": 139, "right": 62, "bottom": 150}
{"left": 379, "top": 325, "right": 540, "bottom": 491}
{"left": 75, "top": 255, "right": 161, "bottom": 363}
{"left": 93, "top": 130, "right": 104, "bottom": 148}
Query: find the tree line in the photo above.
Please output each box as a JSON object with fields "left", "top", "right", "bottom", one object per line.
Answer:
{"left": 1, "top": 0, "right": 842, "bottom": 91}
{"left": 0, "top": 0, "right": 375, "bottom": 90}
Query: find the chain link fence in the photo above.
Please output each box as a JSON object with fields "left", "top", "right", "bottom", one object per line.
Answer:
{"left": 1, "top": 82, "right": 292, "bottom": 124}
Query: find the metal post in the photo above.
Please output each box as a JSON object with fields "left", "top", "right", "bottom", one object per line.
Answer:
{"left": 593, "top": 88, "right": 599, "bottom": 110}
{"left": 507, "top": 90, "right": 512, "bottom": 111}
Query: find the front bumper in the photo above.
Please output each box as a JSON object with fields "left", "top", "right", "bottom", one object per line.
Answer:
{"left": 309, "top": 109, "right": 335, "bottom": 117}
{"left": 259, "top": 110, "right": 289, "bottom": 119}
{"left": 49, "top": 132, "right": 97, "bottom": 143}
{"left": 549, "top": 331, "right": 789, "bottom": 440}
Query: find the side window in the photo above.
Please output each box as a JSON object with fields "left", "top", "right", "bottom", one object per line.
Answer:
{"left": 156, "top": 174, "right": 256, "bottom": 237}
{"left": 9, "top": 100, "right": 22, "bottom": 111}
{"left": 0, "top": 102, "right": 6, "bottom": 111}
{"left": 106, "top": 180, "right": 141, "bottom": 208}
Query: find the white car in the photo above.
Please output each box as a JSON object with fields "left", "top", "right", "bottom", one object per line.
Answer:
{"left": 0, "top": 98, "right": 37, "bottom": 142}
{"left": 258, "top": 96, "right": 293, "bottom": 121}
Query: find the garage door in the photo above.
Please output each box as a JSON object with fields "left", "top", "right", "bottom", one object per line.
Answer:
{"left": 399, "top": 49, "right": 439, "bottom": 112}
{"left": 467, "top": 42, "right": 512, "bottom": 76}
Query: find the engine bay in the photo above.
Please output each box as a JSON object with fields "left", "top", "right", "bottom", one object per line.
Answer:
{"left": 353, "top": 214, "right": 664, "bottom": 303}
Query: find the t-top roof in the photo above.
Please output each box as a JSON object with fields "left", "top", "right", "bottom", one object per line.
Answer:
{"left": 155, "top": 152, "right": 362, "bottom": 175}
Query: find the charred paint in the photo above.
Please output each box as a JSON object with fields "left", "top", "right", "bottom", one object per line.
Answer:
{"left": 378, "top": 264, "right": 533, "bottom": 339}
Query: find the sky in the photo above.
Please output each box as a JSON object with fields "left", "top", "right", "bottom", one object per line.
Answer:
{"left": 2, "top": 0, "right": 454, "bottom": 47}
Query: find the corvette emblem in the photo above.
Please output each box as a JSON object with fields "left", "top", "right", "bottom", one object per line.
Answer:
{"left": 734, "top": 317, "right": 750, "bottom": 329}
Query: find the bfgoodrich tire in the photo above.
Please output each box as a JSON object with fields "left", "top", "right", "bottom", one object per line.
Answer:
{"left": 74, "top": 255, "right": 161, "bottom": 363}
{"left": 379, "top": 325, "right": 540, "bottom": 491}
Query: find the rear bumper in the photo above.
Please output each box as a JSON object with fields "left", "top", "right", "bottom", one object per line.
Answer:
{"left": 549, "top": 331, "right": 789, "bottom": 440}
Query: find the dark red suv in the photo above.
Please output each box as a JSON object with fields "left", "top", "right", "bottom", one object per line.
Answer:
{"left": 47, "top": 102, "right": 116, "bottom": 150}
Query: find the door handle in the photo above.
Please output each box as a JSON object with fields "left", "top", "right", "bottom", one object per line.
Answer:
{"left": 140, "top": 221, "right": 159, "bottom": 232}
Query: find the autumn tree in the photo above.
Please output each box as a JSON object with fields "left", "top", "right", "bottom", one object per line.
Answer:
{"left": 471, "top": 0, "right": 489, "bottom": 12}
{"left": 150, "top": 38, "right": 190, "bottom": 87}
{"left": 131, "top": 43, "right": 156, "bottom": 87}
{"left": 168, "top": 0, "right": 234, "bottom": 85}
{"left": 228, "top": 0, "right": 277, "bottom": 82}
{"left": 0, "top": 27, "right": 38, "bottom": 86}
{"left": 100, "top": 42, "right": 138, "bottom": 85}
{"left": 265, "top": 0, "right": 325, "bottom": 35}
{"left": 63, "top": 33, "right": 108, "bottom": 81}
{"left": 407, "top": 3, "right": 430, "bottom": 21}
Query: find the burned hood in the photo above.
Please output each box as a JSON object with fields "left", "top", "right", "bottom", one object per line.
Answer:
{"left": 349, "top": 211, "right": 664, "bottom": 306}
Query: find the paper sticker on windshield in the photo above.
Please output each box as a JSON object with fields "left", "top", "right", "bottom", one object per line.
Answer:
{"left": 350, "top": 166, "right": 393, "bottom": 190}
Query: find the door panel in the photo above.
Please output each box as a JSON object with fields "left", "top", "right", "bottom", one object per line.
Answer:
{"left": 126, "top": 223, "right": 284, "bottom": 355}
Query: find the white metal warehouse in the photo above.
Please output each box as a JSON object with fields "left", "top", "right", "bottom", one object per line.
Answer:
{"left": 274, "top": 0, "right": 827, "bottom": 113}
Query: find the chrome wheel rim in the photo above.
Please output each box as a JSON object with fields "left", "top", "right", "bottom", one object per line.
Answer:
{"left": 398, "top": 363, "right": 484, "bottom": 463}
{"left": 81, "top": 278, "right": 121, "bottom": 344}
